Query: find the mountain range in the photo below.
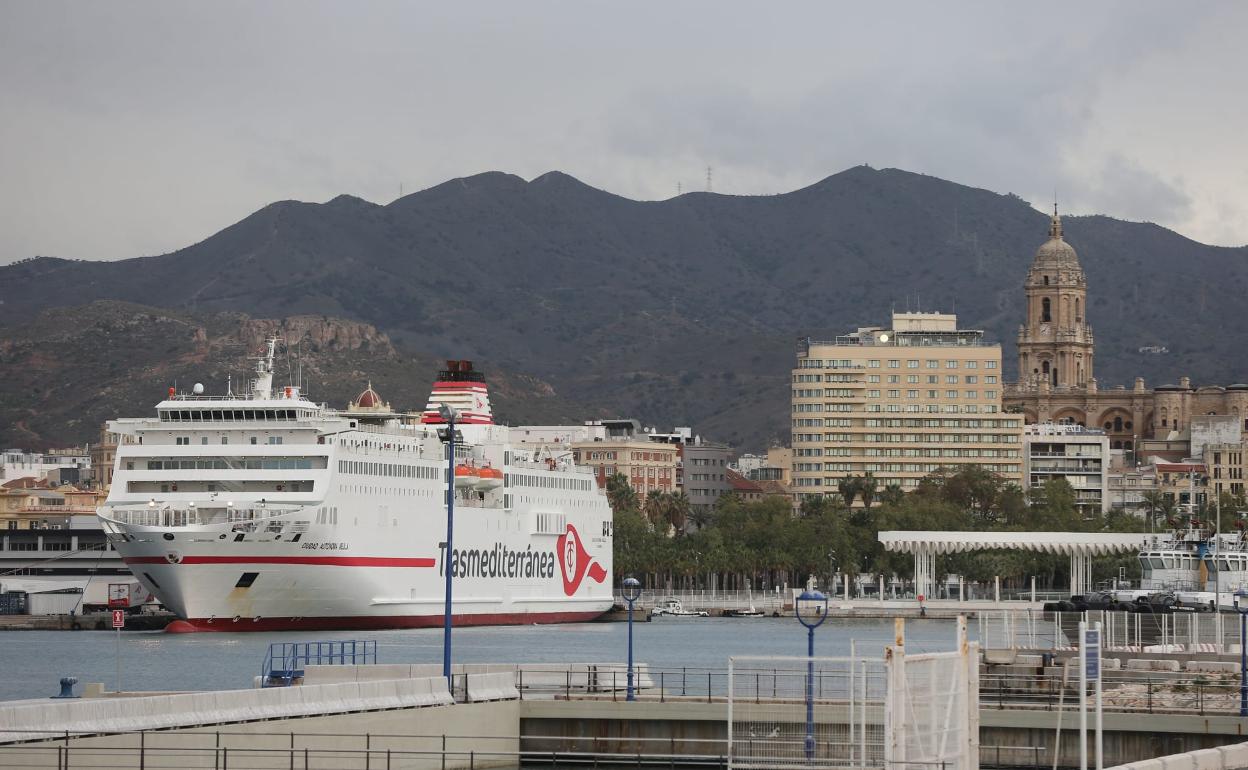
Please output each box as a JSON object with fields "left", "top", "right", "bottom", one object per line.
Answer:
{"left": 2, "top": 165, "right": 1246, "bottom": 451}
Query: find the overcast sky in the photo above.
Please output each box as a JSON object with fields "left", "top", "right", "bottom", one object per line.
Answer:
{"left": 2, "top": 2, "right": 1245, "bottom": 264}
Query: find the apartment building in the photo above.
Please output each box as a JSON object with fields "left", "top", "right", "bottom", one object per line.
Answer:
{"left": 1023, "top": 423, "right": 1110, "bottom": 514}
{"left": 791, "top": 312, "right": 1023, "bottom": 501}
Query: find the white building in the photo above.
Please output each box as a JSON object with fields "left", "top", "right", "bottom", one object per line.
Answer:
{"left": 0, "top": 448, "right": 91, "bottom": 486}
{"left": 1023, "top": 424, "right": 1110, "bottom": 514}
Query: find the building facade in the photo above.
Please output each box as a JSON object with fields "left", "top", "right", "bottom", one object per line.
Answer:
{"left": 1022, "top": 423, "right": 1110, "bottom": 514}
{"left": 571, "top": 439, "right": 679, "bottom": 499}
{"left": 681, "top": 439, "right": 731, "bottom": 509}
{"left": 1006, "top": 212, "right": 1248, "bottom": 452}
{"left": 791, "top": 311, "right": 1024, "bottom": 501}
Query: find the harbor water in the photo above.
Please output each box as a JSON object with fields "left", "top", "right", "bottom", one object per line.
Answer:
{"left": 2, "top": 616, "right": 972, "bottom": 701}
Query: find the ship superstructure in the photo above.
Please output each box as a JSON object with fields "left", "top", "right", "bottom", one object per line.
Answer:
{"left": 1136, "top": 524, "right": 1248, "bottom": 600}
{"left": 97, "top": 340, "right": 613, "bottom": 631}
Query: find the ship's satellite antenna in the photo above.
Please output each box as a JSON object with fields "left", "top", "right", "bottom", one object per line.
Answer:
{"left": 227, "top": 374, "right": 232, "bottom": 397}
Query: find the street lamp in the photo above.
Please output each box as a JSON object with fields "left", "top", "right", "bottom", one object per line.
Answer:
{"left": 438, "top": 403, "right": 459, "bottom": 685}
{"left": 1235, "top": 589, "right": 1248, "bottom": 717}
{"left": 622, "top": 576, "right": 642, "bottom": 701}
{"left": 795, "top": 588, "right": 829, "bottom": 761}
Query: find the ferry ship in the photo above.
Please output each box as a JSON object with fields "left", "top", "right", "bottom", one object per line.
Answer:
{"left": 1130, "top": 522, "right": 1248, "bottom": 609}
{"left": 97, "top": 340, "right": 613, "bottom": 632}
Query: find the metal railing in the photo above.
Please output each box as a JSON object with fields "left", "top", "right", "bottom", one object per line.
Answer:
{"left": 0, "top": 728, "right": 993, "bottom": 769}
{"left": 261, "top": 640, "right": 378, "bottom": 681}
{"left": 980, "top": 672, "right": 1243, "bottom": 716}
{"left": 610, "top": 590, "right": 784, "bottom": 612}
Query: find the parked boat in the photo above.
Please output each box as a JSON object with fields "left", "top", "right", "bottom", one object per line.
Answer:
{"left": 650, "top": 599, "right": 708, "bottom": 618}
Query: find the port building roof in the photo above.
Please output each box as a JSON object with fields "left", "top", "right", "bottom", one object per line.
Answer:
{"left": 878, "top": 530, "right": 1143, "bottom": 556}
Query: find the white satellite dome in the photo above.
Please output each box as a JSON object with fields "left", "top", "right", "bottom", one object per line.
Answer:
{"left": 192, "top": 383, "right": 205, "bottom": 395}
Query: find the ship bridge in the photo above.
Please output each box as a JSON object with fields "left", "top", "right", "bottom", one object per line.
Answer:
{"left": 878, "top": 530, "right": 1145, "bottom": 597}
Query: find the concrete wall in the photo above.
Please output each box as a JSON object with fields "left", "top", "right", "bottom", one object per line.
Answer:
{"left": 0, "top": 700, "right": 519, "bottom": 769}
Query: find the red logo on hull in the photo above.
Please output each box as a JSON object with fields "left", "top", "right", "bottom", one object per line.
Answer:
{"left": 557, "top": 524, "right": 607, "bottom": 596}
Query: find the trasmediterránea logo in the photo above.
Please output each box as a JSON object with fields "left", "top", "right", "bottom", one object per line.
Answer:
{"left": 558, "top": 524, "right": 607, "bottom": 596}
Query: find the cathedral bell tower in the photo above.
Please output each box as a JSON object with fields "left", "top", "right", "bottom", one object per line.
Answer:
{"left": 1017, "top": 208, "right": 1094, "bottom": 390}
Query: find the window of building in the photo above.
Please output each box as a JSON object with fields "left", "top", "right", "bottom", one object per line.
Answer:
{"left": 1042, "top": 298, "right": 1052, "bottom": 322}
{"left": 907, "top": 360, "right": 919, "bottom": 369}
{"left": 868, "top": 360, "right": 880, "bottom": 368}
{"left": 887, "top": 360, "right": 900, "bottom": 368}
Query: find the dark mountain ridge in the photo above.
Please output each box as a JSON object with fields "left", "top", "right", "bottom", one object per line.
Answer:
{"left": 3, "top": 166, "right": 1245, "bottom": 450}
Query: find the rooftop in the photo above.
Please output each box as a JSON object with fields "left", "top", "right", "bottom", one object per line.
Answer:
{"left": 799, "top": 311, "right": 988, "bottom": 352}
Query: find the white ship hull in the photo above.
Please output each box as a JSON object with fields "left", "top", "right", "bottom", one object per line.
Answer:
{"left": 97, "top": 349, "right": 614, "bottom": 631}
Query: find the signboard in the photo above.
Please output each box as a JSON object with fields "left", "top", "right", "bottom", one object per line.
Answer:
{"left": 1084, "top": 627, "right": 1100, "bottom": 680}
{"left": 111, "top": 609, "right": 125, "bottom": 629}
{"left": 107, "top": 583, "right": 130, "bottom": 609}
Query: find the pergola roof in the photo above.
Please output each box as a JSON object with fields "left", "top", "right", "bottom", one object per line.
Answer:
{"left": 878, "top": 531, "right": 1144, "bottom": 557}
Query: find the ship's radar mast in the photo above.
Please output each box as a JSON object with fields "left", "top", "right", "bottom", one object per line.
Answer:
{"left": 251, "top": 336, "right": 280, "bottom": 399}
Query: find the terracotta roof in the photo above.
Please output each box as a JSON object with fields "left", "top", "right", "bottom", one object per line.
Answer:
{"left": 1, "top": 477, "right": 49, "bottom": 490}
{"left": 1155, "top": 462, "right": 1205, "bottom": 473}
{"left": 726, "top": 469, "right": 763, "bottom": 493}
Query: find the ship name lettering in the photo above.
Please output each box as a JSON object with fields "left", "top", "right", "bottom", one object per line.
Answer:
{"left": 438, "top": 542, "right": 556, "bottom": 580}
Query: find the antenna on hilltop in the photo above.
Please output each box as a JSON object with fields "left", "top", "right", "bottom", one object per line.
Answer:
{"left": 706, "top": 166, "right": 713, "bottom": 193}
{"left": 677, "top": 181, "right": 682, "bottom": 196}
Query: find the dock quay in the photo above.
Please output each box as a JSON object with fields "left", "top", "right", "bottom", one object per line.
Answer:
{"left": 6, "top": 625, "right": 1248, "bottom": 769}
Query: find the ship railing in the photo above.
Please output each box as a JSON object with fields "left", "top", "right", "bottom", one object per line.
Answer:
{"left": 508, "top": 459, "right": 593, "bottom": 474}
{"left": 103, "top": 506, "right": 289, "bottom": 528}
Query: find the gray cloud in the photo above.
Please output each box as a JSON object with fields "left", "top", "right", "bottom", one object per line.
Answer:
{"left": 1, "top": 1, "right": 1244, "bottom": 264}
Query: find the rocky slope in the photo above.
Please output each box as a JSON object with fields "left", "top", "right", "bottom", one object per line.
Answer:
{"left": 0, "top": 301, "right": 586, "bottom": 449}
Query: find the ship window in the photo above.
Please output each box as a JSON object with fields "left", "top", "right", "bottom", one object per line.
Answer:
{"left": 235, "top": 572, "right": 259, "bottom": 588}
{"left": 212, "top": 410, "right": 223, "bottom": 420}
{"left": 180, "top": 411, "right": 191, "bottom": 421}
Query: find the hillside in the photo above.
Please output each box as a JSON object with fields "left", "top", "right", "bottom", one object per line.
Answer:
{"left": 0, "top": 302, "right": 589, "bottom": 449}
{"left": 2, "top": 166, "right": 1246, "bottom": 450}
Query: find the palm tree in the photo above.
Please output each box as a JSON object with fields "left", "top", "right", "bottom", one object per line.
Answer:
{"left": 880, "top": 483, "right": 904, "bottom": 506}
{"left": 858, "top": 473, "right": 878, "bottom": 508}
{"left": 606, "top": 473, "right": 638, "bottom": 515}
{"left": 643, "top": 490, "right": 670, "bottom": 530}
{"left": 838, "top": 477, "right": 859, "bottom": 508}
{"left": 666, "top": 492, "right": 692, "bottom": 535}
{"left": 1141, "top": 490, "right": 1167, "bottom": 531}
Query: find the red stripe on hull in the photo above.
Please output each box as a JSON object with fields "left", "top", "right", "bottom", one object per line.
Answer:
{"left": 167, "top": 610, "right": 606, "bottom": 633}
{"left": 124, "top": 556, "right": 436, "bottom": 567}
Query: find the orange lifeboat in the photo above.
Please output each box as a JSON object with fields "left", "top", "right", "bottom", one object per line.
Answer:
{"left": 475, "top": 466, "right": 504, "bottom": 491}
{"left": 454, "top": 463, "right": 479, "bottom": 489}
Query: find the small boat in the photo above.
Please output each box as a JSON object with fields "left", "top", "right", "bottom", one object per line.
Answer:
{"left": 650, "top": 599, "right": 708, "bottom": 618}
{"left": 724, "top": 584, "right": 766, "bottom": 617}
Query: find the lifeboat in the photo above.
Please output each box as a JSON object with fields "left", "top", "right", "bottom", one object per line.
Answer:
{"left": 454, "top": 463, "right": 479, "bottom": 489}
{"left": 474, "top": 466, "right": 504, "bottom": 491}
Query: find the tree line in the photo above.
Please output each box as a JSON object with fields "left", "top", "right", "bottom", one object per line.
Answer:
{"left": 610, "top": 466, "right": 1147, "bottom": 595}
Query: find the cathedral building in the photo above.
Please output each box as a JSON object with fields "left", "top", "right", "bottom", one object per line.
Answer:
{"left": 1005, "top": 211, "right": 1248, "bottom": 453}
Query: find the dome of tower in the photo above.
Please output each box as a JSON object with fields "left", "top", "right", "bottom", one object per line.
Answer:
{"left": 1032, "top": 212, "right": 1080, "bottom": 268}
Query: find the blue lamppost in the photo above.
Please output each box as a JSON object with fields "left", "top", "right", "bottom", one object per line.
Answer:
{"left": 1235, "top": 589, "right": 1248, "bottom": 716}
{"left": 438, "top": 403, "right": 459, "bottom": 685}
{"left": 622, "top": 576, "right": 642, "bottom": 701}
{"left": 795, "top": 588, "right": 829, "bottom": 761}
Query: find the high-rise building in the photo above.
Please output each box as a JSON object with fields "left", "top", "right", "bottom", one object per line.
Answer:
{"left": 791, "top": 311, "right": 1023, "bottom": 501}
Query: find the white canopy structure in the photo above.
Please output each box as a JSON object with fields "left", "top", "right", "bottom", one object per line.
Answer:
{"left": 878, "top": 531, "right": 1145, "bottom": 597}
